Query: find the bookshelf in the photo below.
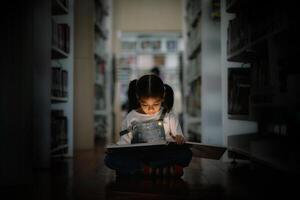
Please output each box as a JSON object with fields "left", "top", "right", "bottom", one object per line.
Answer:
{"left": 51, "top": 0, "right": 74, "bottom": 157}
{"left": 183, "top": 0, "right": 222, "bottom": 144}
{"left": 225, "top": 0, "right": 299, "bottom": 172}
{"left": 183, "top": 0, "right": 202, "bottom": 142}
{"left": 94, "top": 0, "right": 112, "bottom": 141}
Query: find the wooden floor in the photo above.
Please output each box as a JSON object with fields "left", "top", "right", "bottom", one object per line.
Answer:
{"left": 2, "top": 140, "right": 297, "bottom": 200}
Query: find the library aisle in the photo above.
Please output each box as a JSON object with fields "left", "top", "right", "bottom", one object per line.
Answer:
{"left": 1, "top": 0, "right": 300, "bottom": 199}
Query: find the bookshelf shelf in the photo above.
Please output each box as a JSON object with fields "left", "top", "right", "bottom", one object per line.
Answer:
{"left": 95, "top": 22, "right": 108, "bottom": 40}
{"left": 227, "top": 28, "right": 287, "bottom": 62}
{"left": 51, "top": 96, "right": 68, "bottom": 103}
{"left": 186, "top": 0, "right": 201, "bottom": 28}
{"left": 188, "top": 74, "right": 201, "bottom": 84}
{"left": 228, "top": 114, "right": 249, "bottom": 121}
{"left": 94, "top": 80, "right": 103, "bottom": 86}
{"left": 95, "top": 0, "right": 109, "bottom": 16}
{"left": 51, "top": 153, "right": 70, "bottom": 158}
{"left": 228, "top": 133, "right": 295, "bottom": 172}
{"left": 94, "top": 53, "right": 105, "bottom": 62}
{"left": 52, "top": 0, "right": 69, "bottom": 15}
{"left": 187, "top": 115, "right": 201, "bottom": 124}
{"left": 51, "top": 46, "right": 68, "bottom": 59}
{"left": 94, "top": 110, "right": 107, "bottom": 115}
{"left": 188, "top": 42, "right": 201, "bottom": 60}
{"left": 191, "top": 11, "right": 202, "bottom": 28}
{"left": 51, "top": 144, "right": 68, "bottom": 153}
{"left": 94, "top": 52, "right": 105, "bottom": 61}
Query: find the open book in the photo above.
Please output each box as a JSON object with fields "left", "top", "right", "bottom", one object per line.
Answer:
{"left": 105, "top": 141, "right": 227, "bottom": 160}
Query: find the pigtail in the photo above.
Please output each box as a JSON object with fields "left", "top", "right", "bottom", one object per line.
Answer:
{"left": 127, "top": 79, "right": 138, "bottom": 113}
{"left": 163, "top": 84, "right": 174, "bottom": 113}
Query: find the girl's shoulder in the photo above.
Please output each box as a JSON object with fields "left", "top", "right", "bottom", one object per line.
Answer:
{"left": 165, "top": 110, "right": 178, "bottom": 120}
{"left": 125, "top": 109, "right": 139, "bottom": 119}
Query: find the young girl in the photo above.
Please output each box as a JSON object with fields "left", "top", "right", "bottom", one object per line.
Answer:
{"left": 104, "top": 74, "right": 192, "bottom": 177}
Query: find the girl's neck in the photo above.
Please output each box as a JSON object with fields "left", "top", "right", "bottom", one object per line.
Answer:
{"left": 136, "top": 107, "right": 162, "bottom": 115}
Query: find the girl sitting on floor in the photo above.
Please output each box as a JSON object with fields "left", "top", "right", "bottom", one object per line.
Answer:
{"left": 104, "top": 74, "right": 192, "bottom": 177}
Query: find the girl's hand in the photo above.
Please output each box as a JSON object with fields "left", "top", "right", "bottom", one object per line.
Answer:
{"left": 173, "top": 135, "right": 185, "bottom": 145}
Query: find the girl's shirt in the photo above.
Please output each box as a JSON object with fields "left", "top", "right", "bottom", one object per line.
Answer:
{"left": 117, "top": 109, "right": 184, "bottom": 145}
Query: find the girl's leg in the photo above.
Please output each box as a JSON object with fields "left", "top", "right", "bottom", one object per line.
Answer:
{"left": 104, "top": 151, "right": 143, "bottom": 175}
{"left": 145, "top": 147, "right": 193, "bottom": 168}
{"left": 171, "top": 147, "right": 193, "bottom": 167}
{"left": 140, "top": 147, "right": 192, "bottom": 177}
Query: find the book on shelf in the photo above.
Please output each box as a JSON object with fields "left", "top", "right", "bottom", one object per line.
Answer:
{"left": 228, "top": 67, "right": 250, "bottom": 115}
{"left": 105, "top": 141, "right": 226, "bottom": 160}
{"left": 52, "top": 21, "right": 70, "bottom": 53}
{"left": 51, "top": 67, "right": 68, "bottom": 98}
{"left": 51, "top": 110, "right": 68, "bottom": 151}
{"left": 51, "top": 67, "right": 62, "bottom": 97}
{"left": 62, "top": 69, "right": 68, "bottom": 97}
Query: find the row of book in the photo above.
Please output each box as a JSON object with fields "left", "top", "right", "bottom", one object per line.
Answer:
{"left": 51, "top": 109, "right": 68, "bottom": 151}
{"left": 52, "top": 20, "right": 70, "bottom": 53}
{"left": 227, "top": 2, "right": 288, "bottom": 56}
{"left": 94, "top": 115, "right": 106, "bottom": 139}
{"left": 227, "top": 57, "right": 295, "bottom": 117}
{"left": 228, "top": 68, "right": 251, "bottom": 115}
{"left": 186, "top": 77, "right": 201, "bottom": 117}
{"left": 95, "top": 60, "right": 106, "bottom": 85}
{"left": 187, "top": 123, "right": 201, "bottom": 143}
{"left": 95, "top": 84, "right": 105, "bottom": 110}
{"left": 186, "top": 50, "right": 201, "bottom": 80}
{"left": 52, "top": 67, "right": 68, "bottom": 98}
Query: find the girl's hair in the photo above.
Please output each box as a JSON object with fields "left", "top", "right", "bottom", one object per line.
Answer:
{"left": 127, "top": 74, "right": 174, "bottom": 113}
{"left": 127, "top": 79, "right": 138, "bottom": 112}
{"left": 163, "top": 84, "right": 174, "bottom": 112}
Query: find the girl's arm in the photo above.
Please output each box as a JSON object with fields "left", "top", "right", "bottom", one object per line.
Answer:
{"left": 168, "top": 112, "right": 185, "bottom": 144}
{"left": 116, "top": 117, "right": 133, "bottom": 145}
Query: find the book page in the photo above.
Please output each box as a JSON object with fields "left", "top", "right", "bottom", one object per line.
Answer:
{"left": 106, "top": 141, "right": 168, "bottom": 149}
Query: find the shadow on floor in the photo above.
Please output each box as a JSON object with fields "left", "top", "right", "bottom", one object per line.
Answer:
{"left": 1, "top": 139, "right": 297, "bottom": 200}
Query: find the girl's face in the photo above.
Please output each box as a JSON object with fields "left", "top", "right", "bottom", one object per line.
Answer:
{"left": 138, "top": 97, "right": 163, "bottom": 115}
